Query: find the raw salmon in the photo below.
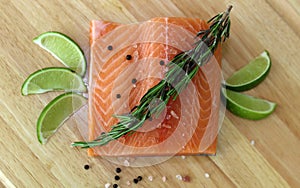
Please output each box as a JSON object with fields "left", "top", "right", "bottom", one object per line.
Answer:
{"left": 88, "top": 17, "right": 222, "bottom": 156}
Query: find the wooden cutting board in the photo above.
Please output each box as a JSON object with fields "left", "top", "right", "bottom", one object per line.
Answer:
{"left": 1, "top": 0, "right": 299, "bottom": 187}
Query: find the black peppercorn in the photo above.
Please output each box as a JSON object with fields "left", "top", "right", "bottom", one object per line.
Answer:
{"left": 115, "top": 167, "right": 121, "bottom": 173}
{"left": 133, "top": 179, "right": 139, "bottom": 184}
{"left": 107, "top": 45, "right": 113, "bottom": 50}
{"left": 131, "top": 78, "right": 137, "bottom": 84}
{"left": 84, "top": 164, "right": 90, "bottom": 170}
{"left": 137, "top": 176, "right": 143, "bottom": 181}
{"left": 113, "top": 184, "right": 118, "bottom": 188}
{"left": 159, "top": 60, "right": 165, "bottom": 65}
{"left": 116, "top": 94, "right": 121, "bottom": 98}
{"left": 114, "top": 175, "right": 120, "bottom": 181}
{"left": 126, "top": 55, "right": 132, "bottom": 60}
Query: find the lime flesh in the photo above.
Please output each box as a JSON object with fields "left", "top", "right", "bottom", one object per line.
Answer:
{"left": 223, "top": 88, "right": 277, "bottom": 120}
{"left": 37, "top": 92, "right": 87, "bottom": 144}
{"left": 33, "top": 31, "right": 86, "bottom": 77}
{"left": 226, "top": 50, "right": 271, "bottom": 91}
{"left": 21, "top": 67, "right": 87, "bottom": 95}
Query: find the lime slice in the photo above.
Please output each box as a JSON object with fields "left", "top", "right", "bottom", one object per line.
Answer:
{"left": 222, "top": 88, "right": 276, "bottom": 120}
{"left": 37, "top": 92, "right": 87, "bottom": 144}
{"left": 226, "top": 50, "right": 271, "bottom": 91}
{"left": 33, "top": 31, "right": 86, "bottom": 76}
{"left": 21, "top": 67, "right": 87, "bottom": 95}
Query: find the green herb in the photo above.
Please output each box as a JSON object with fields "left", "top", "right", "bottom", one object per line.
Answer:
{"left": 72, "top": 5, "right": 233, "bottom": 148}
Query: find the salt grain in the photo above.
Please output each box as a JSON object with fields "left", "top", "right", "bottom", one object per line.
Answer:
{"left": 105, "top": 183, "right": 111, "bottom": 188}
{"left": 126, "top": 181, "right": 131, "bottom": 185}
{"left": 176, "top": 174, "right": 182, "bottom": 181}
{"left": 133, "top": 84, "right": 137, "bottom": 88}
{"left": 83, "top": 93, "right": 89, "bottom": 98}
{"left": 123, "top": 160, "right": 130, "bottom": 167}
{"left": 133, "top": 51, "right": 139, "bottom": 59}
{"left": 181, "top": 155, "right": 186, "bottom": 159}
{"left": 204, "top": 173, "right": 210, "bottom": 178}
{"left": 250, "top": 140, "right": 255, "bottom": 145}
{"left": 133, "top": 44, "right": 138, "bottom": 48}
{"left": 162, "top": 176, "right": 167, "bottom": 182}
{"left": 148, "top": 176, "right": 153, "bottom": 181}
{"left": 166, "top": 115, "right": 171, "bottom": 120}
{"left": 170, "top": 110, "right": 179, "bottom": 119}
{"left": 182, "top": 133, "right": 185, "bottom": 137}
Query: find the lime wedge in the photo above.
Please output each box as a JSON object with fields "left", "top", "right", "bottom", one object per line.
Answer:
{"left": 222, "top": 88, "right": 276, "bottom": 120}
{"left": 33, "top": 31, "right": 86, "bottom": 76}
{"left": 226, "top": 50, "right": 271, "bottom": 91}
{"left": 37, "top": 92, "right": 87, "bottom": 144}
{"left": 21, "top": 67, "right": 87, "bottom": 95}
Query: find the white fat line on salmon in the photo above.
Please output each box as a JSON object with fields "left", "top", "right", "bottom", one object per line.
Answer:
{"left": 165, "top": 17, "right": 169, "bottom": 64}
{"left": 162, "top": 123, "right": 171, "bottom": 129}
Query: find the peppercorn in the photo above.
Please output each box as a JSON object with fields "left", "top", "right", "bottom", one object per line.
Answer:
{"left": 115, "top": 167, "right": 121, "bottom": 173}
{"left": 114, "top": 175, "right": 120, "bottom": 181}
{"left": 137, "top": 176, "right": 143, "bottom": 181}
{"left": 113, "top": 184, "right": 118, "bottom": 188}
{"left": 133, "top": 179, "right": 139, "bottom": 184}
{"left": 131, "top": 78, "right": 137, "bottom": 84}
{"left": 84, "top": 164, "right": 90, "bottom": 170}
{"left": 182, "top": 175, "right": 191, "bottom": 182}
{"left": 126, "top": 55, "right": 132, "bottom": 60}
{"left": 107, "top": 45, "right": 113, "bottom": 50}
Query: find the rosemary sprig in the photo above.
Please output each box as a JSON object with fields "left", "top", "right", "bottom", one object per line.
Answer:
{"left": 72, "top": 5, "right": 233, "bottom": 148}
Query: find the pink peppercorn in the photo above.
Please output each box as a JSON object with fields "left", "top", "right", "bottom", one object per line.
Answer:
{"left": 182, "top": 175, "right": 191, "bottom": 182}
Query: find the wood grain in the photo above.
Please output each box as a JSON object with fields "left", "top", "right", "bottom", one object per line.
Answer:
{"left": 1, "top": 0, "right": 299, "bottom": 187}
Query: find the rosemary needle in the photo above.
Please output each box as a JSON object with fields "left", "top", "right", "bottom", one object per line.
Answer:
{"left": 72, "top": 5, "right": 233, "bottom": 148}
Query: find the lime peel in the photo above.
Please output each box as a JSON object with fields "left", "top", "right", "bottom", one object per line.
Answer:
{"left": 33, "top": 31, "right": 86, "bottom": 76}
{"left": 226, "top": 50, "right": 271, "bottom": 91}
{"left": 223, "top": 88, "right": 277, "bottom": 120}
{"left": 21, "top": 67, "right": 87, "bottom": 95}
{"left": 37, "top": 92, "right": 87, "bottom": 144}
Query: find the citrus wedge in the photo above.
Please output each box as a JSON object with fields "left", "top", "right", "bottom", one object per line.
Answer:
{"left": 226, "top": 50, "right": 271, "bottom": 91}
{"left": 33, "top": 31, "right": 86, "bottom": 76}
{"left": 222, "top": 88, "right": 277, "bottom": 120}
{"left": 37, "top": 92, "right": 87, "bottom": 144}
{"left": 21, "top": 67, "right": 87, "bottom": 95}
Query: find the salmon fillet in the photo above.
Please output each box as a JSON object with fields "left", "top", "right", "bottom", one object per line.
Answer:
{"left": 88, "top": 17, "right": 222, "bottom": 156}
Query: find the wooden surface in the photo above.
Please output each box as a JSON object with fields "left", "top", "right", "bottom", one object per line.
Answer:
{"left": 1, "top": 0, "right": 300, "bottom": 187}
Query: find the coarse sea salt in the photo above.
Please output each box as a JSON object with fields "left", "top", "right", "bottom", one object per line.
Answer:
{"left": 176, "top": 174, "right": 182, "bottom": 181}
{"left": 148, "top": 176, "right": 153, "bottom": 181}
{"left": 123, "top": 160, "right": 130, "bottom": 166}
{"left": 105, "top": 183, "right": 111, "bottom": 188}
{"left": 170, "top": 110, "right": 179, "bottom": 119}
